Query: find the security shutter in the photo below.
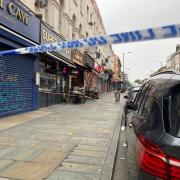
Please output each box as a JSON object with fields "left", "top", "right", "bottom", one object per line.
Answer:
{"left": 0, "top": 51, "right": 34, "bottom": 117}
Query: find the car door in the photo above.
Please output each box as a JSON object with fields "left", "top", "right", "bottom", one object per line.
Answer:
{"left": 125, "top": 83, "right": 150, "bottom": 179}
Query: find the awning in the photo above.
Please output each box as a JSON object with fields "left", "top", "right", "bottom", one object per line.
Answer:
{"left": 92, "top": 70, "right": 104, "bottom": 78}
{"left": 104, "top": 69, "right": 114, "bottom": 75}
{"left": 46, "top": 52, "right": 76, "bottom": 68}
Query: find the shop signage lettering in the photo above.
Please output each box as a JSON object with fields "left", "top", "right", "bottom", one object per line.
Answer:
{"left": 0, "top": 73, "right": 18, "bottom": 82}
{"left": 0, "top": 0, "right": 39, "bottom": 43}
{"left": 41, "top": 23, "right": 71, "bottom": 60}
{"left": 42, "top": 29, "right": 57, "bottom": 43}
{"left": 7, "top": 3, "right": 28, "bottom": 25}
{"left": 72, "top": 50, "right": 84, "bottom": 66}
{"left": 0, "top": 60, "right": 18, "bottom": 82}
{"left": 0, "top": 0, "right": 3, "bottom": 9}
{"left": 0, "top": 0, "right": 28, "bottom": 25}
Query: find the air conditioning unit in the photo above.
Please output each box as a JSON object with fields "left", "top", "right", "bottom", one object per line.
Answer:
{"left": 35, "top": 0, "right": 48, "bottom": 8}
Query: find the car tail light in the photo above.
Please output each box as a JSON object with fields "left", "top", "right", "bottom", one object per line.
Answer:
{"left": 137, "top": 134, "right": 180, "bottom": 180}
{"left": 169, "top": 157, "right": 180, "bottom": 180}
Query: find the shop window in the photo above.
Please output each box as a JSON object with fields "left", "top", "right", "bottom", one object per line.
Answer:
{"left": 40, "top": 62, "right": 58, "bottom": 92}
{"left": 49, "top": 3, "right": 59, "bottom": 32}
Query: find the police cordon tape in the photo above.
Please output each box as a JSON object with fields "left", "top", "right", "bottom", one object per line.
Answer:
{"left": 0, "top": 24, "right": 180, "bottom": 56}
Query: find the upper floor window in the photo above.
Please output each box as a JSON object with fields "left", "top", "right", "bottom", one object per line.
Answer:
{"left": 79, "top": 24, "right": 82, "bottom": 38}
{"left": 49, "top": 3, "right": 59, "bottom": 32}
{"left": 87, "top": 6, "right": 89, "bottom": 23}
{"left": 80, "top": 0, "right": 83, "bottom": 15}
{"left": 72, "top": 14, "right": 77, "bottom": 40}
{"left": 73, "top": 0, "right": 78, "bottom": 6}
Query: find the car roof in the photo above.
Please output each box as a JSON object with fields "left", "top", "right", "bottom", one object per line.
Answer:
{"left": 145, "top": 71, "right": 180, "bottom": 94}
{"left": 133, "top": 86, "right": 141, "bottom": 91}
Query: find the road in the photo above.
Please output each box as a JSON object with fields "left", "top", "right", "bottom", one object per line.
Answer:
{"left": 112, "top": 97, "right": 138, "bottom": 180}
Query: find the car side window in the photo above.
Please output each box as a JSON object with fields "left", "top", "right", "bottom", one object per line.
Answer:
{"left": 139, "top": 84, "right": 156, "bottom": 118}
{"left": 149, "top": 99, "right": 162, "bottom": 128}
{"left": 170, "top": 86, "right": 180, "bottom": 137}
{"left": 134, "top": 83, "right": 149, "bottom": 112}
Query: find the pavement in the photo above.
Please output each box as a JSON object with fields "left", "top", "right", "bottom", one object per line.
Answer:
{"left": 0, "top": 92, "right": 123, "bottom": 180}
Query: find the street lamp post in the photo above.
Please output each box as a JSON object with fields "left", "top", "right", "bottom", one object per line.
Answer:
{"left": 156, "top": 60, "right": 163, "bottom": 68}
{"left": 122, "top": 52, "right": 131, "bottom": 90}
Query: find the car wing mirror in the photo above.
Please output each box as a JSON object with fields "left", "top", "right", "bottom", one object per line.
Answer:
{"left": 126, "top": 101, "right": 138, "bottom": 110}
{"left": 126, "top": 101, "right": 134, "bottom": 109}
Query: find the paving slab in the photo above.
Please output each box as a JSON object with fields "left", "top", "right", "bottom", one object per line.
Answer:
{"left": 32, "top": 151, "right": 66, "bottom": 166}
{"left": 57, "top": 162, "right": 102, "bottom": 174}
{"left": 0, "top": 148, "right": 42, "bottom": 161}
{"left": 0, "top": 161, "right": 55, "bottom": 179}
{"left": 75, "top": 145, "right": 108, "bottom": 152}
{"left": 71, "top": 149, "right": 106, "bottom": 158}
{"left": 48, "top": 170, "right": 100, "bottom": 180}
{"left": 64, "top": 155, "right": 104, "bottom": 166}
{"left": 0, "top": 159, "right": 13, "bottom": 170}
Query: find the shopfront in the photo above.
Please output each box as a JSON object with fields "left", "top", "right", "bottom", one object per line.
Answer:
{"left": 0, "top": 0, "right": 40, "bottom": 117}
{"left": 84, "top": 53, "right": 96, "bottom": 97}
{"left": 103, "top": 70, "right": 113, "bottom": 92}
{"left": 39, "top": 22, "right": 73, "bottom": 107}
{"left": 71, "top": 50, "right": 85, "bottom": 91}
{"left": 94, "top": 61, "right": 105, "bottom": 93}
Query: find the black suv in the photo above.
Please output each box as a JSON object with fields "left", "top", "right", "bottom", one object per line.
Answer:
{"left": 124, "top": 71, "right": 180, "bottom": 180}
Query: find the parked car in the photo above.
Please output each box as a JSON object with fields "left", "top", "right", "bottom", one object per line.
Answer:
{"left": 125, "top": 85, "right": 141, "bottom": 102}
{"left": 122, "top": 85, "right": 141, "bottom": 127}
{"left": 123, "top": 71, "right": 180, "bottom": 180}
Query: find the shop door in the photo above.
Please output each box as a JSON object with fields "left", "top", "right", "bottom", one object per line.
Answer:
{"left": 0, "top": 51, "right": 34, "bottom": 117}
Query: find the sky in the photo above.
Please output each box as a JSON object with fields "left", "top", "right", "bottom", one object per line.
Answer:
{"left": 96, "top": 0, "right": 180, "bottom": 82}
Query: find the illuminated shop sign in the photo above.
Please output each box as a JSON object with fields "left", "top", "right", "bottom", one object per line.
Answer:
{"left": 41, "top": 23, "right": 71, "bottom": 60}
{"left": 0, "top": 0, "right": 40, "bottom": 43}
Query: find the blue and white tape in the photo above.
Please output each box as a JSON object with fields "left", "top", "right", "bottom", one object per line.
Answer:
{"left": 0, "top": 24, "right": 180, "bottom": 56}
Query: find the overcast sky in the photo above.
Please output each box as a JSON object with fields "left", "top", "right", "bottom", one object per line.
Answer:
{"left": 96, "top": 0, "right": 180, "bottom": 82}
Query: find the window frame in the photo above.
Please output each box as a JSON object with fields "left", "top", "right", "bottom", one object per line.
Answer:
{"left": 138, "top": 83, "right": 157, "bottom": 119}
{"left": 73, "top": 0, "right": 78, "bottom": 6}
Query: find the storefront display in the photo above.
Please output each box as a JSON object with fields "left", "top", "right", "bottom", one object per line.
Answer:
{"left": 71, "top": 50, "right": 85, "bottom": 90}
{"left": 39, "top": 22, "right": 73, "bottom": 107}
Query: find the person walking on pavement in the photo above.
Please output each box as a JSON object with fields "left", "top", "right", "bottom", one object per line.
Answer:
{"left": 114, "top": 89, "right": 120, "bottom": 103}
